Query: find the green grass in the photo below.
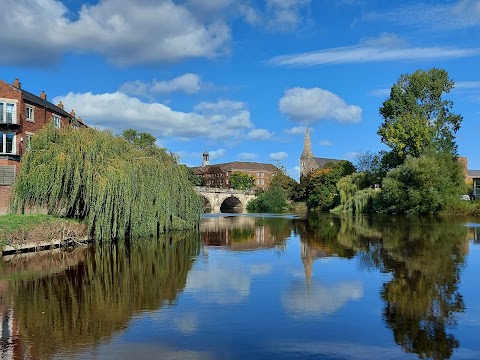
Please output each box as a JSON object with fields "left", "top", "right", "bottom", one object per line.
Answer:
{"left": 0, "top": 214, "right": 79, "bottom": 235}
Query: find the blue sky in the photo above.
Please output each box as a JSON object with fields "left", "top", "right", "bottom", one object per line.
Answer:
{"left": 1, "top": 0, "right": 479, "bottom": 179}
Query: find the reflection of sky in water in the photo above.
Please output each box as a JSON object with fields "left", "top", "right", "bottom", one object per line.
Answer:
{"left": 282, "top": 280, "right": 363, "bottom": 318}
{"left": 10, "top": 215, "right": 480, "bottom": 360}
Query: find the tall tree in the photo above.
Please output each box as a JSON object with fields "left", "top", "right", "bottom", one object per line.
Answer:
{"left": 121, "top": 129, "right": 157, "bottom": 149}
{"left": 378, "top": 68, "right": 462, "bottom": 161}
{"left": 230, "top": 172, "right": 255, "bottom": 190}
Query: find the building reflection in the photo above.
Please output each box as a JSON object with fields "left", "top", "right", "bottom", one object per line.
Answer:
{"left": 200, "top": 215, "right": 290, "bottom": 251}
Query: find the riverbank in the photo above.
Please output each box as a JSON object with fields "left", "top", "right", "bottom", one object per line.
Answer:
{"left": 0, "top": 214, "right": 90, "bottom": 254}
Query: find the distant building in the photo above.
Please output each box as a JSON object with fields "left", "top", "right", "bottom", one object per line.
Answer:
{"left": 0, "top": 78, "right": 87, "bottom": 185}
{"left": 191, "top": 152, "right": 278, "bottom": 190}
{"left": 300, "top": 128, "right": 342, "bottom": 179}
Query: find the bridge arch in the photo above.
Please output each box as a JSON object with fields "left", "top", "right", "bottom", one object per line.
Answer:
{"left": 194, "top": 187, "right": 256, "bottom": 213}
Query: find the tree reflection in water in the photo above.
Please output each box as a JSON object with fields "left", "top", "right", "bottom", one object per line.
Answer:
{"left": 7, "top": 232, "right": 200, "bottom": 360}
{"left": 296, "top": 214, "right": 467, "bottom": 360}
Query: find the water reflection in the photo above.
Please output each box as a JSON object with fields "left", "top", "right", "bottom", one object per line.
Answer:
{"left": 296, "top": 215, "right": 469, "bottom": 360}
{"left": 2, "top": 232, "right": 200, "bottom": 359}
{"left": 0, "top": 214, "right": 477, "bottom": 359}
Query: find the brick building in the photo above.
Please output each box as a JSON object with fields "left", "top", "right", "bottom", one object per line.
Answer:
{"left": 0, "top": 78, "right": 86, "bottom": 214}
{"left": 191, "top": 152, "right": 278, "bottom": 190}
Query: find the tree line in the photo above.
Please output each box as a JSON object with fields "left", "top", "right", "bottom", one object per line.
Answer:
{"left": 249, "top": 68, "right": 477, "bottom": 215}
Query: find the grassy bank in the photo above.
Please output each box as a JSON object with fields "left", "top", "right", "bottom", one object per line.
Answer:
{"left": 0, "top": 214, "right": 85, "bottom": 249}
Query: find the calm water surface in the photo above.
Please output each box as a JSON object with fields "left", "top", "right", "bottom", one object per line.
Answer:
{"left": 1, "top": 214, "right": 480, "bottom": 360}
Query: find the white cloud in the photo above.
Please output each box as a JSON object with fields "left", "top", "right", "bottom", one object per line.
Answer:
{"left": 53, "top": 92, "right": 258, "bottom": 140}
{"left": 247, "top": 129, "right": 273, "bottom": 140}
{"left": 319, "top": 140, "right": 333, "bottom": 146}
{"left": 269, "top": 152, "right": 288, "bottom": 161}
{"left": 284, "top": 126, "right": 306, "bottom": 135}
{"left": 268, "top": 34, "right": 480, "bottom": 67}
{"left": 279, "top": 87, "right": 362, "bottom": 124}
{"left": 266, "top": 0, "right": 311, "bottom": 31}
{"left": 119, "top": 74, "right": 204, "bottom": 97}
{"left": 0, "top": 0, "right": 230, "bottom": 66}
{"left": 364, "top": 1, "right": 480, "bottom": 31}
{"left": 208, "top": 149, "right": 227, "bottom": 160}
{"left": 238, "top": 152, "right": 257, "bottom": 161}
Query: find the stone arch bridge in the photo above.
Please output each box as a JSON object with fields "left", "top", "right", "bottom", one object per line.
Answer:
{"left": 194, "top": 187, "right": 256, "bottom": 213}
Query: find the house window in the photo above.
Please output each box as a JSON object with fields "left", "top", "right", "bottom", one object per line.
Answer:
{"left": 261, "top": 179, "right": 264, "bottom": 185}
{"left": 26, "top": 133, "right": 33, "bottom": 151}
{"left": 0, "top": 100, "right": 17, "bottom": 124}
{"left": 26, "top": 106, "right": 34, "bottom": 122}
{"left": 53, "top": 115, "right": 61, "bottom": 128}
{"left": 0, "top": 132, "right": 15, "bottom": 154}
{"left": 260, "top": 172, "right": 264, "bottom": 178}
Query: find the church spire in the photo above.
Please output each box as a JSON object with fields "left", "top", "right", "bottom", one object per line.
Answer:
{"left": 300, "top": 127, "right": 314, "bottom": 159}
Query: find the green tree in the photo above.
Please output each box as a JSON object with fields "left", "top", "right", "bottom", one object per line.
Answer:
{"left": 12, "top": 124, "right": 203, "bottom": 242}
{"left": 121, "top": 128, "right": 157, "bottom": 149}
{"left": 230, "top": 172, "right": 255, "bottom": 190}
{"left": 270, "top": 163, "right": 298, "bottom": 200}
{"left": 378, "top": 68, "right": 462, "bottom": 162}
{"left": 247, "top": 186, "right": 288, "bottom": 213}
{"left": 305, "top": 161, "right": 355, "bottom": 211}
{"left": 379, "top": 153, "right": 467, "bottom": 215}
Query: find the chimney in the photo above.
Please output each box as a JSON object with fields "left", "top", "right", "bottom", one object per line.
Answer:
{"left": 70, "top": 109, "right": 76, "bottom": 118}
{"left": 13, "top": 78, "right": 21, "bottom": 89}
{"left": 58, "top": 101, "right": 64, "bottom": 110}
{"left": 40, "top": 91, "right": 47, "bottom": 100}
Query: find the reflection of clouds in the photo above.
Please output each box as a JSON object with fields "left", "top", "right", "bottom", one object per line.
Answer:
{"left": 282, "top": 280, "right": 363, "bottom": 318}
{"left": 175, "top": 312, "right": 199, "bottom": 334}
{"left": 185, "top": 259, "right": 272, "bottom": 304}
{"left": 268, "top": 341, "right": 410, "bottom": 360}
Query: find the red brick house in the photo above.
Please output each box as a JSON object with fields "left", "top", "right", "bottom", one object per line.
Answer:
{"left": 0, "top": 78, "right": 86, "bottom": 185}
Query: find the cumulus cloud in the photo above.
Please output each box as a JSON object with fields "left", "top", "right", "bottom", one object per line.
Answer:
{"left": 247, "top": 128, "right": 273, "bottom": 140}
{"left": 208, "top": 149, "right": 227, "bottom": 160}
{"left": 0, "top": 0, "right": 230, "bottom": 66}
{"left": 268, "top": 33, "right": 480, "bottom": 67}
{"left": 279, "top": 87, "right": 362, "bottom": 124}
{"left": 238, "top": 152, "right": 257, "bottom": 161}
{"left": 269, "top": 152, "right": 288, "bottom": 161}
{"left": 53, "top": 92, "right": 263, "bottom": 140}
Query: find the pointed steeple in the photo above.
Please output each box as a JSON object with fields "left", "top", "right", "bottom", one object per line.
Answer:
{"left": 300, "top": 127, "right": 314, "bottom": 159}
{"left": 300, "top": 128, "right": 314, "bottom": 178}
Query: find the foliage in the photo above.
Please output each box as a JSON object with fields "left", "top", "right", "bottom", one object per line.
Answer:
{"left": 11, "top": 124, "right": 203, "bottom": 242}
{"left": 181, "top": 165, "right": 204, "bottom": 186}
{"left": 304, "top": 161, "right": 356, "bottom": 211}
{"left": 121, "top": 128, "right": 157, "bottom": 149}
{"left": 270, "top": 163, "right": 297, "bottom": 199}
{"left": 230, "top": 172, "right": 255, "bottom": 190}
{"left": 378, "top": 68, "right": 462, "bottom": 162}
{"left": 333, "top": 173, "right": 379, "bottom": 214}
{"left": 247, "top": 185, "right": 288, "bottom": 213}
{"left": 378, "top": 153, "right": 467, "bottom": 215}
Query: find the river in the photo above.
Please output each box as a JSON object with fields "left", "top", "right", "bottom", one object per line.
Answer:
{"left": 1, "top": 213, "right": 480, "bottom": 360}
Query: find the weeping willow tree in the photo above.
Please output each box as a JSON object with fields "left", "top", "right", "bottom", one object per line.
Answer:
{"left": 11, "top": 123, "right": 203, "bottom": 242}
